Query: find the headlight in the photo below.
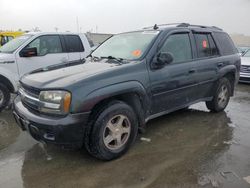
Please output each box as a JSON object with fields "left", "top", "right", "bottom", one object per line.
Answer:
{"left": 39, "top": 90, "right": 71, "bottom": 115}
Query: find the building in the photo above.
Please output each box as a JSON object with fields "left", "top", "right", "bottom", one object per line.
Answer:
{"left": 230, "top": 34, "right": 250, "bottom": 47}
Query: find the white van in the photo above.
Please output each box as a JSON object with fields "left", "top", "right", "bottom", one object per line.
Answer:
{"left": 0, "top": 32, "right": 92, "bottom": 111}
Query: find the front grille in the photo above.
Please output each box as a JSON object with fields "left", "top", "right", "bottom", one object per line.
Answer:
{"left": 240, "top": 65, "right": 250, "bottom": 73}
{"left": 20, "top": 82, "right": 40, "bottom": 97}
{"left": 19, "top": 83, "right": 40, "bottom": 113}
{"left": 22, "top": 98, "right": 40, "bottom": 112}
{"left": 239, "top": 77, "right": 250, "bottom": 82}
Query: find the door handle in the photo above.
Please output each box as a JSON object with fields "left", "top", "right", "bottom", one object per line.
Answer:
{"left": 217, "top": 62, "right": 224, "bottom": 67}
{"left": 189, "top": 69, "right": 196, "bottom": 74}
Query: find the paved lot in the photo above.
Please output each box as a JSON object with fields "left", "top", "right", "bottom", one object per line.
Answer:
{"left": 0, "top": 84, "right": 250, "bottom": 188}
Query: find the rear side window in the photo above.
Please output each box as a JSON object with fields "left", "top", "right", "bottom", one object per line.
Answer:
{"left": 194, "top": 33, "right": 219, "bottom": 58}
{"left": 208, "top": 35, "right": 219, "bottom": 56}
{"left": 64, "top": 35, "right": 84, "bottom": 52}
{"left": 160, "top": 33, "right": 192, "bottom": 63}
{"left": 213, "top": 32, "right": 237, "bottom": 55}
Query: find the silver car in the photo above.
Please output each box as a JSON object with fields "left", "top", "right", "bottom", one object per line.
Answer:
{"left": 240, "top": 50, "right": 250, "bottom": 83}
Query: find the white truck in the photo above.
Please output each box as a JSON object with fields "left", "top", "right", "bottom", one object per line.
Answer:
{"left": 0, "top": 32, "right": 93, "bottom": 111}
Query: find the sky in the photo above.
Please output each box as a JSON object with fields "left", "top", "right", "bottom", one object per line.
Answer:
{"left": 0, "top": 0, "right": 250, "bottom": 35}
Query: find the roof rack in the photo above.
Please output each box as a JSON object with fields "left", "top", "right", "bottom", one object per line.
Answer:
{"left": 178, "top": 23, "right": 223, "bottom": 30}
{"left": 143, "top": 23, "right": 222, "bottom": 31}
{"left": 143, "top": 23, "right": 185, "bottom": 29}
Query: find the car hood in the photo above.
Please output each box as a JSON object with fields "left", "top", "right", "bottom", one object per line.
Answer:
{"left": 21, "top": 60, "right": 128, "bottom": 89}
{"left": 0, "top": 53, "right": 15, "bottom": 63}
{"left": 241, "top": 57, "right": 250, "bottom": 66}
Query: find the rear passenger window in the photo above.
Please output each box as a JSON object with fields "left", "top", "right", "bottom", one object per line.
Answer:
{"left": 160, "top": 33, "right": 192, "bottom": 63}
{"left": 208, "top": 35, "right": 219, "bottom": 56}
{"left": 213, "top": 32, "right": 237, "bottom": 55}
{"left": 194, "top": 33, "right": 219, "bottom": 58}
{"left": 64, "top": 35, "right": 84, "bottom": 52}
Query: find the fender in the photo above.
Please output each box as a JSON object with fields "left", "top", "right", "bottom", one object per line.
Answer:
{"left": 218, "top": 64, "right": 236, "bottom": 79}
{"left": 0, "top": 67, "right": 18, "bottom": 92}
{"left": 217, "top": 64, "right": 237, "bottom": 96}
{"left": 72, "top": 81, "right": 150, "bottom": 113}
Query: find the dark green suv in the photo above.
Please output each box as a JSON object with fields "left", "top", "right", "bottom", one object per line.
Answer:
{"left": 13, "top": 23, "right": 240, "bottom": 160}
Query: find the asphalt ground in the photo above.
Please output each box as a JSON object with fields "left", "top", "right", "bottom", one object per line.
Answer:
{"left": 0, "top": 83, "right": 250, "bottom": 188}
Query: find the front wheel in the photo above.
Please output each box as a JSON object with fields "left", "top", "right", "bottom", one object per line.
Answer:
{"left": 85, "top": 101, "right": 138, "bottom": 160}
{"left": 206, "top": 78, "right": 231, "bottom": 112}
{"left": 0, "top": 83, "right": 10, "bottom": 112}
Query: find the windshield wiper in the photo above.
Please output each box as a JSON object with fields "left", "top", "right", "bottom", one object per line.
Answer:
{"left": 100, "top": 56, "right": 124, "bottom": 63}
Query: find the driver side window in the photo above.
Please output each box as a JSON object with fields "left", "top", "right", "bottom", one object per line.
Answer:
{"left": 27, "top": 35, "right": 63, "bottom": 56}
{"left": 160, "top": 33, "right": 192, "bottom": 63}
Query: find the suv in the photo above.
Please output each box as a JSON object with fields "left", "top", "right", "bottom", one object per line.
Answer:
{"left": 240, "top": 49, "right": 250, "bottom": 83}
{"left": 13, "top": 23, "right": 240, "bottom": 160}
{"left": 0, "top": 32, "right": 92, "bottom": 111}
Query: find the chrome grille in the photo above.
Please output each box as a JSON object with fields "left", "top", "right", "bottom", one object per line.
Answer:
{"left": 240, "top": 65, "right": 250, "bottom": 73}
{"left": 19, "top": 84, "right": 40, "bottom": 112}
{"left": 20, "top": 82, "right": 40, "bottom": 97}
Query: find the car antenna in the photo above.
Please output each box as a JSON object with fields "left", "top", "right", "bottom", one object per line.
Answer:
{"left": 153, "top": 24, "right": 159, "bottom": 30}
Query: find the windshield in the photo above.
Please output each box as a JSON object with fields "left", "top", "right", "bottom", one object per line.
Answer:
{"left": 243, "top": 50, "right": 250, "bottom": 57}
{"left": 92, "top": 31, "right": 159, "bottom": 60}
{"left": 0, "top": 34, "right": 33, "bottom": 53}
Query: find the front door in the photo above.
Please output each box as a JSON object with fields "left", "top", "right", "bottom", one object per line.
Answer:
{"left": 16, "top": 35, "right": 69, "bottom": 76}
{"left": 149, "top": 32, "right": 197, "bottom": 115}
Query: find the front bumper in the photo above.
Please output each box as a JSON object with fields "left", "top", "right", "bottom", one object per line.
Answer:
{"left": 239, "top": 72, "right": 250, "bottom": 83}
{"left": 13, "top": 96, "right": 91, "bottom": 148}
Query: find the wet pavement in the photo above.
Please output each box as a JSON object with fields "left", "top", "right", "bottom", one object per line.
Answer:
{"left": 0, "top": 84, "right": 250, "bottom": 188}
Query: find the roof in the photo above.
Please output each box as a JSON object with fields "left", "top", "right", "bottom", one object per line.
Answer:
{"left": 24, "top": 31, "right": 85, "bottom": 36}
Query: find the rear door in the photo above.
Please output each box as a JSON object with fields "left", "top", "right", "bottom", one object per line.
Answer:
{"left": 149, "top": 31, "right": 197, "bottom": 115}
{"left": 63, "top": 35, "right": 85, "bottom": 62}
{"left": 16, "top": 35, "right": 69, "bottom": 76}
{"left": 191, "top": 32, "right": 220, "bottom": 100}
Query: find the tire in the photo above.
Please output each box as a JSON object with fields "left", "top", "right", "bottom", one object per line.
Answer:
{"left": 0, "top": 83, "right": 10, "bottom": 112}
{"left": 206, "top": 77, "right": 231, "bottom": 112}
{"left": 84, "top": 100, "right": 138, "bottom": 160}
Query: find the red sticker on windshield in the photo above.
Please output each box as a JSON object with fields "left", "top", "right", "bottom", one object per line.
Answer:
{"left": 132, "top": 50, "right": 142, "bottom": 57}
{"left": 202, "top": 40, "right": 207, "bottom": 48}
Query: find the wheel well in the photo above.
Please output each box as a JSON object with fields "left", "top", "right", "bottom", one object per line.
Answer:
{"left": 223, "top": 72, "right": 235, "bottom": 96}
{"left": 89, "top": 93, "right": 146, "bottom": 130}
{"left": 0, "top": 75, "right": 15, "bottom": 93}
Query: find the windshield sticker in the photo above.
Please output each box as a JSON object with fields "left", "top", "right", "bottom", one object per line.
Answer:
{"left": 132, "top": 50, "right": 142, "bottom": 57}
{"left": 202, "top": 40, "right": 208, "bottom": 48}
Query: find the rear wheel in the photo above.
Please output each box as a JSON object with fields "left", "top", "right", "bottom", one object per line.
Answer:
{"left": 206, "top": 77, "right": 231, "bottom": 112}
{"left": 0, "top": 83, "right": 10, "bottom": 112}
{"left": 84, "top": 101, "right": 138, "bottom": 160}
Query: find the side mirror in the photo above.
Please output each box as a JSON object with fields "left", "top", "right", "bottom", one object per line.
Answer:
{"left": 152, "top": 52, "right": 173, "bottom": 69}
{"left": 20, "top": 47, "right": 38, "bottom": 57}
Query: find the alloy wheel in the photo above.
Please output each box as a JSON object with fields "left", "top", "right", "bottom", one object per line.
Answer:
{"left": 103, "top": 114, "right": 131, "bottom": 151}
{"left": 217, "top": 85, "right": 229, "bottom": 108}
